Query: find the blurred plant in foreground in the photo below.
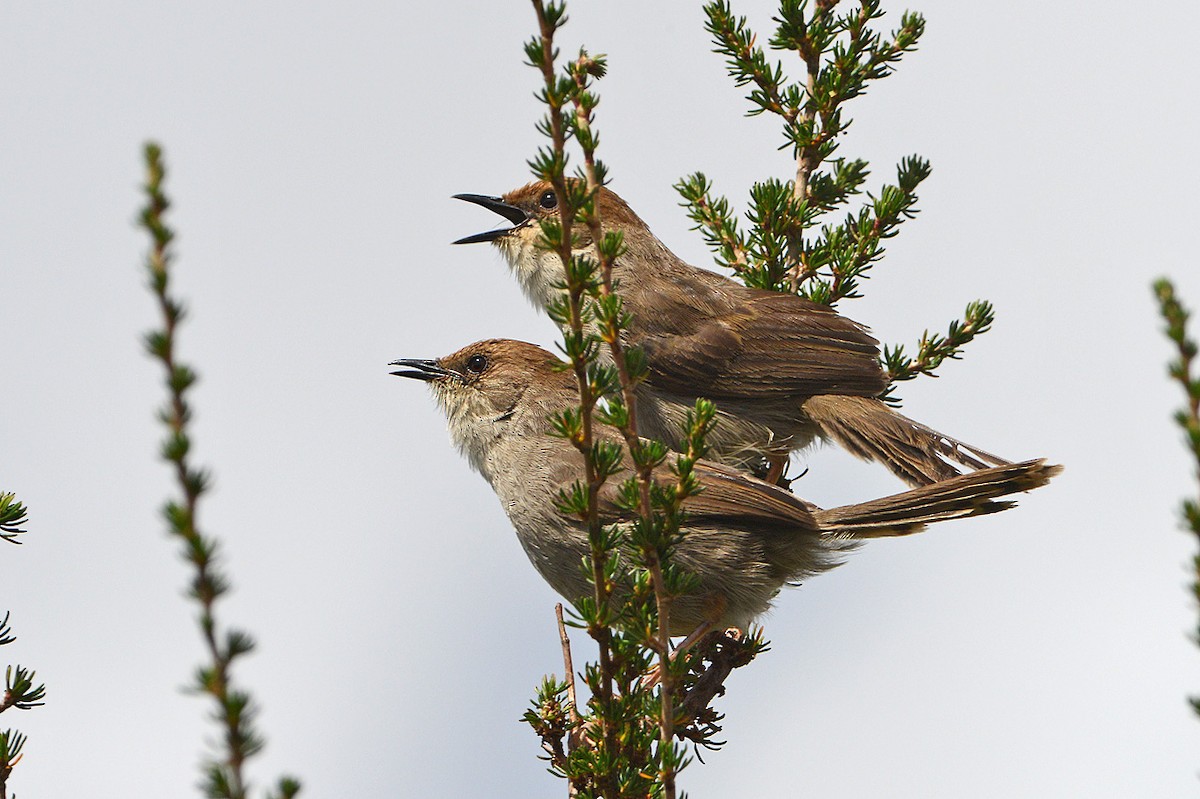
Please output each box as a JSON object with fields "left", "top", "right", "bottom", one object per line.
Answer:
{"left": 0, "top": 492, "right": 45, "bottom": 799}
{"left": 139, "top": 143, "right": 300, "bottom": 799}
{"left": 1154, "top": 278, "right": 1200, "bottom": 718}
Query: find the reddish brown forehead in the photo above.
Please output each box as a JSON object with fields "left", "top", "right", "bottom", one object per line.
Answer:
{"left": 441, "top": 338, "right": 556, "bottom": 374}
{"left": 502, "top": 181, "right": 550, "bottom": 207}
{"left": 501, "top": 181, "right": 644, "bottom": 228}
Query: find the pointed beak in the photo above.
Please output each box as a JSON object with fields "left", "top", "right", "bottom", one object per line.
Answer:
{"left": 389, "top": 358, "right": 459, "bottom": 382}
{"left": 452, "top": 193, "right": 530, "bottom": 244}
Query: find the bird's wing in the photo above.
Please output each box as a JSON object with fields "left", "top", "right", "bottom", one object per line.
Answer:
{"left": 582, "top": 456, "right": 820, "bottom": 532}
{"left": 631, "top": 282, "right": 886, "bottom": 400}
{"left": 674, "top": 459, "right": 821, "bottom": 530}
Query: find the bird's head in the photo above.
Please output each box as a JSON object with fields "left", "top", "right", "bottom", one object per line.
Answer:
{"left": 452, "top": 180, "right": 648, "bottom": 308}
{"left": 390, "top": 338, "right": 575, "bottom": 474}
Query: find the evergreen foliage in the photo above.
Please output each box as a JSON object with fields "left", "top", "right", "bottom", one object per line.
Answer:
{"left": 1154, "top": 278, "right": 1200, "bottom": 717}
{"left": 0, "top": 494, "right": 28, "bottom": 546}
{"left": 139, "top": 143, "right": 301, "bottom": 799}
{"left": 521, "top": 3, "right": 767, "bottom": 796}
{"left": 677, "top": 0, "right": 993, "bottom": 405}
{"left": 518, "top": 1, "right": 1008, "bottom": 795}
{"left": 0, "top": 495, "right": 44, "bottom": 799}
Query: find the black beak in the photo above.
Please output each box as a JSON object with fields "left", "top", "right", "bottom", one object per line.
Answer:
{"left": 389, "top": 358, "right": 458, "bottom": 382}
{"left": 452, "top": 193, "right": 530, "bottom": 245}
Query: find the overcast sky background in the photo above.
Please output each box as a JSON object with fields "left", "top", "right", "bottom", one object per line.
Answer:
{"left": 3, "top": 1, "right": 1200, "bottom": 796}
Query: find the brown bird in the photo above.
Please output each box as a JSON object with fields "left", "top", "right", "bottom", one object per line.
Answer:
{"left": 391, "top": 338, "right": 1059, "bottom": 634}
{"left": 454, "top": 182, "right": 1012, "bottom": 487}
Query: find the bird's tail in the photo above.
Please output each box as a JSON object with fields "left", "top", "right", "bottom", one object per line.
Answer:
{"left": 802, "top": 394, "right": 1012, "bottom": 487}
{"left": 812, "top": 458, "right": 1061, "bottom": 539}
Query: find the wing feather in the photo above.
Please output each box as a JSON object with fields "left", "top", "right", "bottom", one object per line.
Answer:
{"left": 579, "top": 456, "right": 820, "bottom": 533}
{"left": 630, "top": 280, "right": 886, "bottom": 400}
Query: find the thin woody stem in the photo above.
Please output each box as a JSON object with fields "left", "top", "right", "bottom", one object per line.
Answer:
{"left": 572, "top": 54, "right": 678, "bottom": 799}
{"left": 554, "top": 604, "right": 581, "bottom": 799}
{"left": 787, "top": 3, "right": 834, "bottom": 293}
{"left": 532, "top": 2, "right": 619, "bottom": 786}
{"left": 142, "top": 144, "right": 250, "bottom": 799}
{"left": 555, "top": 603, "right": 581, "bottom": 734}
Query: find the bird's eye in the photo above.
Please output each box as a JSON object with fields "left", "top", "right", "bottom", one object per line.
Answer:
{"left": 538, "top": 190, "right": 557, "bottom": 210}
{"left": 465, "top": 354, "right": 488, "bottom": 374}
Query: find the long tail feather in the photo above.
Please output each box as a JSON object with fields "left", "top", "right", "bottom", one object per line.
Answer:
{"left": 813, "top": 458, "right": 1062, "bottom": 539}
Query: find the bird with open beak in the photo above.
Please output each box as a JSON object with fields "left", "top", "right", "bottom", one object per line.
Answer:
{"left": 391, "top": 338, "right": 1060, "bottom": 635}
{"left": 454, "top": 182, "right": 1021, "bottom": 489}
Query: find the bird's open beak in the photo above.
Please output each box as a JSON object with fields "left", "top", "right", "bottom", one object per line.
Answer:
{"left": 452, "top": 193, "right": 529, "bottom": 244}
{"left": 389, "top": 358, "right": 459, "bottom": 382}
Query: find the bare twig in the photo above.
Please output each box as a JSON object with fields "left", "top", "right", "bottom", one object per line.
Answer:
{"left": 555, "top": 604, "right": 581, "bottom": 737}
{"left": 554, "top": 605, "right": 582, "bottom": 799}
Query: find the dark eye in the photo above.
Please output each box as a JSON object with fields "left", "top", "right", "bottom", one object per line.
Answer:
{"left": 538, "top": 190, "right": 557, "bottom": 210}
{"left": 465, "top": 354, "right": 488, "bottom": 374}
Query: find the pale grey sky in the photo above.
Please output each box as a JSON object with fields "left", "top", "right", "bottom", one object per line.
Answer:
{"left": 3, "top": 1, "right": 1199, "bottom": 796}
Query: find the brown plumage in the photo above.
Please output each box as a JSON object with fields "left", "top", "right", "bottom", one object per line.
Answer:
{"left": 454, "top": 181, "right": 1015, "bottom": 487}
{"left": 392, "top": 339, "right": 1060, "bottom": 633}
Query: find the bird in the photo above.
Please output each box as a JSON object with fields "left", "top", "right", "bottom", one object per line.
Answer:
{"left": 391, "top": 338, "right": 1059, "bottom": 634}
{"left": 454, "top": 181, "right": 1013, "bottom": 488}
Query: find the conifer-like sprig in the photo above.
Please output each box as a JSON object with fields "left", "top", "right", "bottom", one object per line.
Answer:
{"left": 681, "top": 1, "right": 991, "bottom": 402}
{"left": 0, "top": 497, "right": 42, "bottom": 799}
{"left": 0, "top": 656, "right": 42, "bottom": 799}
{"left": 881, "top": 299, "right": 995, "bottom": 404}
{"left": 524, "top": 4, "right": 760, "bottom": 796}
{"left": 139, "top": 143, "right": 300, "bottom": 799}
{"left": 1, "top": 666, "right": 45, "bottom": 714}
{"left": 1154, "top": 278, "right": 1200, "bottom": 717}
{"left": 0, "top": 615, "right": 13, "bottom": 649}
{"left": 526, "top": 8, "right": 625, "bottom": 786}
{"left": 0, "top": 728, "right": 26, "bottom": 799}
{"left": 0, "top": 494, "right": 28, "bottom": 546}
